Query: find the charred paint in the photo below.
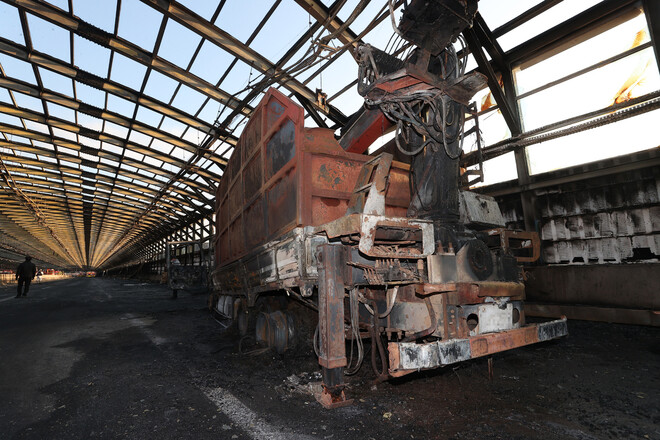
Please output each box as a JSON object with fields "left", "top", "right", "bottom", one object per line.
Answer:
{"left": 265, "top": 119, "right": 296, "bottom": 180}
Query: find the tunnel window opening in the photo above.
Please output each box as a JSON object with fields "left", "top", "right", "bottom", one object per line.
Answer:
{"left": 517, "top": 8, "right": 660, "bottom": 175}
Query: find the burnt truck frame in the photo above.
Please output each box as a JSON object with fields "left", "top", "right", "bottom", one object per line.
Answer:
{"left": 167, "top": 240, "right": 210, "bottom": 299}
{"left": 210, "top": 88, "right": 567, "bottom": 408}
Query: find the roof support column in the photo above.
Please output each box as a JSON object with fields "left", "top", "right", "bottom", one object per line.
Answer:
{"left": 463, "top": 14, "right": 538, "bottom": 234}
{"left": 643, "top": 0, "right": 660, "bottom": 74}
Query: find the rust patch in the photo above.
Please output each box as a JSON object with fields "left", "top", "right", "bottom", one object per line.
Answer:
{"left": 316, "top": 161, "right": 356, "bottom": 191}
{"left": 469, "top": 326, "right": 539, "bottom": 358}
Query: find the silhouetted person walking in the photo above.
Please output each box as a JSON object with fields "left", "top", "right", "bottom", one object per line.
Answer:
{"left": 15, "top": 256, "right": 36, "bottom": 298}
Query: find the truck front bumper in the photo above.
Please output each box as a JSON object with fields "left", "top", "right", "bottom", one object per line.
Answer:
{"left": 388, "top": 318, "right": 568, "bottom": 376}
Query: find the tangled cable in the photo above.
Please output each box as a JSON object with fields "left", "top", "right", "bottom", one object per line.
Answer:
{"left": 360, "top": 22, "right": 469, "bottom": 160}
{"left": 312, "top": 288, "right": 365, "bottom": 375}
{"left": 367, "top": 89, "right": 466, "bottom": 159}
{"left": 345, "top": 288, "right": 365, "bottom": 375}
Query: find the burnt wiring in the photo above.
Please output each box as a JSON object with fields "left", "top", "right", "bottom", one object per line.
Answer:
{"left": 345, "top": 288, "right": 365, "bottom": 375}
{"left": 312, "top": 288, "right": 365, "bottom": 375}
{"left": 205, "top": 0, "right": 409, "bottom": 159}
{"left": 370, "top": 299, "right": 389, "bottom": 380}
{"left": 378, "top": 286, "right": 399, "bottom": 318}
{"left": 319, "top": 0, "right": 370, "bottom": 46}
{"left": 363, "top": 5, "right": 472, "bottom": 160}
{"left": 237, "top": 1, "right": 401, "bottom": 99}
{"left": 387, "top": 0, "right": 406, "bottom": 40}
{"left": 359, "top": 286, "right": 399, "bottom": 319}
{"left": 378, "top": 91, "right": 466, "bottom": 159}
{"left": 361, "top": 42, "right": 468, "bottom": 159}
{"left": 345, "top": 286, "right": 400, "bottom": 376}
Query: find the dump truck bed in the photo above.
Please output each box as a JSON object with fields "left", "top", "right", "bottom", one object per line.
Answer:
{"left": 214, "top": 88, "right": 411, "bottom": 268}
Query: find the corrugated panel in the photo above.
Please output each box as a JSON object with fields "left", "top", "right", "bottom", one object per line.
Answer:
{"left": 541, "top": 207, "right": 659, "bottom": 241}
{"left": 497, "top": 167, "right": 659, "bottom": 264}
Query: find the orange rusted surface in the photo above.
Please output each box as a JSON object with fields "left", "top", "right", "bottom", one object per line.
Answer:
{"left": 419, "top": 282, "right": 525, "bottom": 304}
{"left": 420, "top": 283, "right": 458, "bottom": 294}
{"left": 215, "top": 88, "right": 411, "bottom": 267}
{"left": 317, "top": 386, "right": 353, "bottom": 409}
{"left": 447, "top": 282, "right": 524, "bottom": 305}
{"left": 471, "top": 281, "right": 524, "bottom": 298}
{"left": 387, "top": 342, "right": 402, "bottom": 375}
{"left": 339, "top": 109, "right": 393, "bottom": 154}
{"left": 469, "top": 325, "right": 539, "bottom": 358}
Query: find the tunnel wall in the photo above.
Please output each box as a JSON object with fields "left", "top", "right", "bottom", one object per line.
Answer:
{"left": 480, "top": 149, "right": 659, "bottom": 325}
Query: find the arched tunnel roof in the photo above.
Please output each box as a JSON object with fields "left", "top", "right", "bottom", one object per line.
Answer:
{"left": 0, "top": 0, "right": 646, "bottom": 269}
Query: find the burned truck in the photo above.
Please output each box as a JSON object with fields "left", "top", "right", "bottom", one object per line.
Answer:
{"left": 210, "top": 0, "right": 567, "bottom": 408}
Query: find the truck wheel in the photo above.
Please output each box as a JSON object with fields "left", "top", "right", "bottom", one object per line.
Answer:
{"left": 236, "top": 300, "right": 252, "bottom": 336}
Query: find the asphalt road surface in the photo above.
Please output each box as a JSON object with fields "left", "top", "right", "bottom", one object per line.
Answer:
{"left": 0, "top": 277, "right": 658, "bottom": 439}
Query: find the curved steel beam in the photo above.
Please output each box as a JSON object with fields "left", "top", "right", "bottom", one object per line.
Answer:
{"left": 140, "top": 0, "right": 348, "bottom": 126}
